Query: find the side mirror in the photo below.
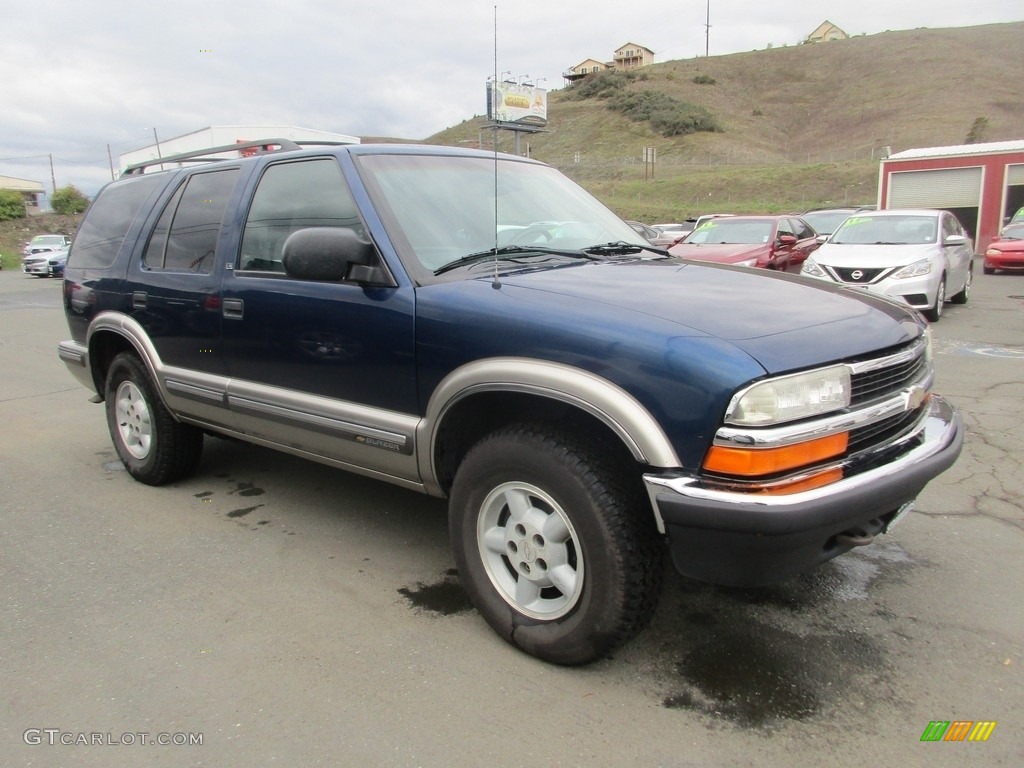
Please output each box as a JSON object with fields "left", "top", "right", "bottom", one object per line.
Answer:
{"left": 281, "top": 227, "right": 390, "bottom": 285}
{"left": 777, "top": 234, "right": 798, "bottom": 246}
{"left": 942, "top": 234, "right": 967, "bottom": 247}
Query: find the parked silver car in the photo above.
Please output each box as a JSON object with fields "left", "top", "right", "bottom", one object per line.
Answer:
{"left": 799, "top": 209, "right": 973, "bottom": 322}
{"left": 22, "top": 234, "right": 71, "bottom": 257}
{"left": 22, "top": 245, "right": 70, "bottom": 277}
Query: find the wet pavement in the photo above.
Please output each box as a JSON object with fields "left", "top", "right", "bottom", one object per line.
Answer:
{"left": 1, "top": 267, "right": 1021, "bottom": 766}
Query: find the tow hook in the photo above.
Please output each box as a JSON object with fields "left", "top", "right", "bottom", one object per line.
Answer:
{"left": 835, "top": 517, "right": 886, "bottom": 548}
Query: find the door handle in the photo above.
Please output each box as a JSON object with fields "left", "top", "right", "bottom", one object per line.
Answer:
{"left": 222, "top": 298, "right": 244, "bottom": 320}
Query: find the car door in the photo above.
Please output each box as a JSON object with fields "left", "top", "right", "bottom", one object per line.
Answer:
{"left": 125, "top": 166, "right": 240, "bottom": 376}
{"left": 772, "top": 218, "right": 799, "bottom": 271}
{"left": 941, "top": 212, "right": 972, "bottom": 294}
{"left": 219, "top": 156, "right": 420, "bottom": 481}
{"left": 789, "top": 217, "right": 820, "bottom": 272}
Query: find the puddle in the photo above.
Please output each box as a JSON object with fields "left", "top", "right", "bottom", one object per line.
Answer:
{"left": 663, "top": 616, "right": 884, "bottom": 729}
{"left": 398, "top": 572, "right": 474, "bottom": 616}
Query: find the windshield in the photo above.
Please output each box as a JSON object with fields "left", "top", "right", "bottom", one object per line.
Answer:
{"left": 355, "top": 153, "right": 647, "bottom": 278}
{"left": 802, "top": 211, "right": 852, "bottom": 235}
{"left": 1001, "top": 224, "right": 1024, "bottom": 241}
{"left": 32, "top": 235, "right": 66, "bottom": 246}
{"left": 831, "top": 214, "right": 938, "bottom": 245}
{"left": 684, "top": 218, "right": 774, "bottom": 245}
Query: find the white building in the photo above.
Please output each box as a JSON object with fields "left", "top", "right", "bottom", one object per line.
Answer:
{"left": 120, "top": 125, "right": 360, "bottom": 173}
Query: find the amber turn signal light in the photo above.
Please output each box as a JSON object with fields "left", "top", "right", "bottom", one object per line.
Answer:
{"left": 703, "top": 432, "right": 849, "bottom": 477}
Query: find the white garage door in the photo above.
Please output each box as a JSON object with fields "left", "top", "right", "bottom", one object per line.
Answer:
{"left": 1007, "top": 164, "right": 1024, "bottom": 185}
{"left": 888, "top": 167, "right": 983, "bottom": 208}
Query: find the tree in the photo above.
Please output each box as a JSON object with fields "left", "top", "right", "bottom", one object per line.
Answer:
{"left": 0, "top": 189, "right": 26, "bottom": 220}
{"left": 50, "top": 185, "right": 89, "bottom": 214}
{"left": 965, "top": 117, "right": 989, "bottom": 145}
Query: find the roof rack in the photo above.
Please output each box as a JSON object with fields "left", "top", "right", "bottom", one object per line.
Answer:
{"left": 121, "top": 138, "right": 350, "bottom": 176}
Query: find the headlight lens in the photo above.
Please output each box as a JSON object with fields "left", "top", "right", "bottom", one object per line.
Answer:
{"left": 800, "top": 258, "right": 825, "bottom": 277}
{"left": 892, "top": 258, "right": 933, "bottom": 279}
{"left": 985, "top": 248, "right": 1001, "bottom": 256}
{"left": 726, "top": 365, "right": 851, "bottom": 426}
{"left": 734, "top": 258, "right": 758, "bottom": 267}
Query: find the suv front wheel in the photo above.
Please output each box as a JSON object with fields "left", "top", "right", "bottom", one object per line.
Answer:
{"left": 449, "top": 424, "right": 663, "bottom": 665}
{"left": 104, "top": 352, "right": 204, "bottom": 485}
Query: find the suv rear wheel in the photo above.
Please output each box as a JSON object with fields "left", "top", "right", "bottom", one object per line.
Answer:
{"left": 104, "top": 352, "right": 204, "bottom": 485}
{"left": 449, "top": 424, "right": 663, "bottom": 665}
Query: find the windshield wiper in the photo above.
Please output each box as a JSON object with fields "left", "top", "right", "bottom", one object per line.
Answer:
{"left": 433, "top": 245, "right": 600, "bottom": 276}
{"left": 583, "top": 241, "right": 652, "bottom": 255}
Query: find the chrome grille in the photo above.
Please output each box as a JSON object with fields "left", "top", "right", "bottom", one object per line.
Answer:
{"left": 848, "top": 409, "right": 921, "bottom": 452}
{"left": 850, "top": 346, "right": 926, "bottom": 405}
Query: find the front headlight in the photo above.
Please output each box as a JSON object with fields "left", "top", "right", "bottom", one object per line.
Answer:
{"left": 800, "top": 257, "right": 825, "bottom": 277}
{"left": 734, "top": 258, "right": 758, "bottom": 267}
{"left": 725, "top": 365, "right": 851, "bottom": 426}
{"left": 985, "top": 247, "right": 1002, "bottom": 256}
{"left": 892, "top": 258, "right": 933, "bottom": 279}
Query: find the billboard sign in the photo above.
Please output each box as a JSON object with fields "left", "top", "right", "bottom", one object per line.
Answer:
{"left": 487, "top": 81, "right": 548, "bottom": 128}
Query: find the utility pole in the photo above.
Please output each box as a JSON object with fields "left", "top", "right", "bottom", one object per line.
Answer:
{"left": 705, "top": 0, "right": 711, "bottom": 57}
{"left": 107, "top": 144, "right": 116, "bottom": 180}
{"left": 48, "top": 154, "right": 57, "bottom": 193}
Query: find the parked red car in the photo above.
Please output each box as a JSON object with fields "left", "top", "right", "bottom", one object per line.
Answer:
{"left": 984, "top": 224, "right": 1024, "bottom": 274}
{"left": 669, "top": 215, "right": 820, "bottom": 272}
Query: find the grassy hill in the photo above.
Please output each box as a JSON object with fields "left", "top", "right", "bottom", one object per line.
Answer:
{"left": 426, "top": 22, "right": 1024, "bottom": 222}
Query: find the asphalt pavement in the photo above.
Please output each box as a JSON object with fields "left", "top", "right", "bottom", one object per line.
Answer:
{"left": 1, "top": 266, "right": 1021, "bottom": 767}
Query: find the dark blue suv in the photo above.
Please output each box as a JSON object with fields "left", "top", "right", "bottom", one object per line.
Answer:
{"left": 58, "top": 141, "right": 962, "bottom": 664}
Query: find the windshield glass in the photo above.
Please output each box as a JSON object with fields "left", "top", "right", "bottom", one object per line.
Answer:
{"left": 684, "top": 218, "right": 774, "bottom": 244}
{"left": 1001, "top": 224, "right": 1024, "bottom": 241}
{"left": 831, "top": 214, "right": 938, "bottom": 245}
{"left": 32, "top": 236, "right": 66, "bottom": 246}
{"left": 355, "top": 153, "right": 646, "bottom": 278}
{"left": 802, "top": 211, "right": 851, "bottom": 234}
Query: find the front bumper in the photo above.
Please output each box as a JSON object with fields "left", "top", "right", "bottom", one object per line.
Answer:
{"left": 984, "top": 254, "right": 1024, "bottom": 271}
{"left": 643, "top": 395, "right": 962, "bottom": 587}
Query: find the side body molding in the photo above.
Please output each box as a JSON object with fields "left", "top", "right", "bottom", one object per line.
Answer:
{"left": 418, "top": 357, "right": 682, "bottom": 496}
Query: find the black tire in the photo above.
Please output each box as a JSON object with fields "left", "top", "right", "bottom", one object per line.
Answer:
{"left": 923, "top": 275, "right": 945, "bottom": 322}
{"left": 449, "top": 424, "right": 663, "bottom": 665}
{"left": 949, "top": 265, "right": 971, "bottom": 305}
{"left": 104, "top": 352, "right": 203, "bottom": 485}
{"left": 983, "top": 265, "right": 995, "bottom": 275}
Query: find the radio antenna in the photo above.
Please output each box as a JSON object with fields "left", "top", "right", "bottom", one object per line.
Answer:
{"left": 491, "top": 4, "right": 502, "bottom": 289}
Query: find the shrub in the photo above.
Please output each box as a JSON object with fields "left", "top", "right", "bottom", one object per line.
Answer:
{"left": 609, "top": 90, "right": 722, "bottom": 137}
{"left": 50, "top": 185, "right": 89, "bottom": 215}
{"left": 0, "top": 189, "right": 26, "bottom": 220}
{"left": 563, "top": 70, "right": 637, "bottom": 101}
{"left": 965, "top": 117, "right": 989, "bottom": 144}
{"left": 692, "top": 74, "right": 716, "bottom": 85}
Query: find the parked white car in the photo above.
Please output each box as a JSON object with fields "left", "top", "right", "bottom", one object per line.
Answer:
{"left": 799, "top": 209, "right": 973, "bottom": 322}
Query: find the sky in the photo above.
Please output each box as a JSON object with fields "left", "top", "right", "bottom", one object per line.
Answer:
{"left": 2, "top": 0, "right": 1021, "bottom": 198}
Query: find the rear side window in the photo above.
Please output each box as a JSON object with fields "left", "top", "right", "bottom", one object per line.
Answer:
{"left": 69, "top": 174, "right": 164, "bottom": 269}
{"left": 238, "top": 158, "right": 364, "bottom": 273}
{"left": 143, "top": 169, "right": 239, "bottom": 272}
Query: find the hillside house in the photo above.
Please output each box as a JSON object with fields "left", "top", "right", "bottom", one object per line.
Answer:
{"left": 563, "top": 43, "right": 654, "bottom": 85}
{"left": 563, "top": 58, "right": 610, "bottom": 83}
{"left": 613, "top": 43, "right": 655, "bottom": 70}
{"left": 805, "top": 21, "right": 848, "bottom": 43}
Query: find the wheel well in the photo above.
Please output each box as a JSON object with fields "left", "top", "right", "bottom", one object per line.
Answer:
{"left": 433, "top": 391, "right": 643, "bottom": 496}
{"left": 88, "top": 331, "right": 138, "bottom": 397}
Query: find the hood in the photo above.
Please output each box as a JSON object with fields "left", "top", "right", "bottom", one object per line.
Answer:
{"left": 813, "top": 242, "right": 938, "bottom": 268}
{"left": 669, "top": 242, "right": 767, "bottom": 263}
{"left": 489, "top": 258, "right": 923, "bottom": 373}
